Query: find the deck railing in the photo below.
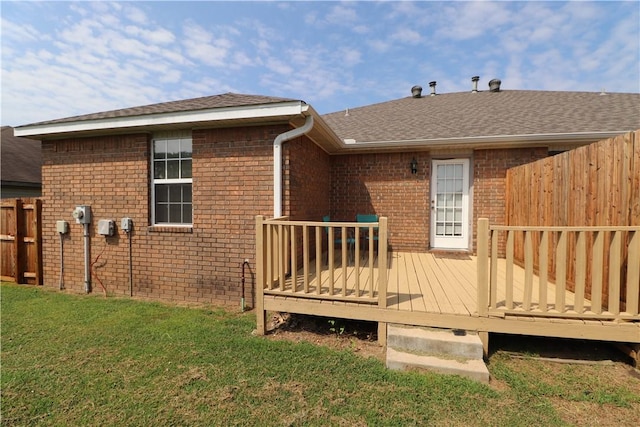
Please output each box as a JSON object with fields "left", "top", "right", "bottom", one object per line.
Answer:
{"left": 255, "top": 215, "right": 389, "bottom": 333}
{"left": 477, "top": 218, "right": 640, "bottom": 321}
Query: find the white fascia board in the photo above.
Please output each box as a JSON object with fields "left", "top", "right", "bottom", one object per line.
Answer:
{"left": 15, "top": 101, "right": 307, "bottom": 137}
{"left": 339, "top": 131, "right": 628, "bottom": 151}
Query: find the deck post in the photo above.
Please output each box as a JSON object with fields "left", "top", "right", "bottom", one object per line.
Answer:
{"left": 255, "top": 215, "right": 267, "bottom": 335}
{"left": 478, "top": 331, "right": 489, "bottom": 359}
{"left": 377, "top": 217, "right": 389, "bottom": 346}
{"left": 477, "top": 218, "right": 489, "bottom": 317}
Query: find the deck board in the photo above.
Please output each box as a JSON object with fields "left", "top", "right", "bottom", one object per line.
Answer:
{"left": 271, "top": 251, "right": 607, "bottom": 318}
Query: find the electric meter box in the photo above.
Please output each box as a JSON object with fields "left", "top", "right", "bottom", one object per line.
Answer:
{"left": 98, "top": 219, "right": 115, "bottom": 236}
{"left": 121, "top": 217, "right": 133, "bottom": 232}
{"left": 56, "top": 220, "right": 69, "bottom": 234}
{"left": 72, "top": 205, "right": 91, "bottom": 224}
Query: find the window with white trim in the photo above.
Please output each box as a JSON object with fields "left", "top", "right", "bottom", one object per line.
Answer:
{"left": 152, "top": 131, "right": 192, "bottom": 225}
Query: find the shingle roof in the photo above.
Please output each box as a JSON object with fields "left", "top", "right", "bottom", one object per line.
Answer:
{"left": 24, "top": 92, "right": 300, "bottom": 127}
{"left": 1, "top": 126, "right": 42, "bottom": 184}
{"left": 322, "top": 90, "right": 640, "bottom": 143}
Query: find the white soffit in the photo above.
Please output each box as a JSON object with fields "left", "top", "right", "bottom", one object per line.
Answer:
{"left": 15, "top": 101, "right": 309, "bottom": 137}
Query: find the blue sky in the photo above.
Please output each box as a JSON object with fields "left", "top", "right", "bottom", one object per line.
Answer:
{"left": 2, "top": 1, "right": 639, "bottom": 127}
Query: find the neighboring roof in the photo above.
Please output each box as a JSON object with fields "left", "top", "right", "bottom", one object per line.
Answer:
{"left": 322, "top": 90, "right": 640, "bottom": 145}
{"left": 1, "top": 126, "right": 42, "bottom": 185}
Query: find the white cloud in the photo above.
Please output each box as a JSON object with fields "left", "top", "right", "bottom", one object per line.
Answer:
{"left": 337, "top": 47, "right": 362, "bottom": 67}
{"left": 182, "top": 22, "right": 231, "bottom": 67}
{"left": 326, "top": 4, "right": 359, "bottom": 25}
{"left": 391, "top": 28, "right": 422, "bottom": 44}
{"left": 0, "top": 18, "right": 40, "bottom": 42}
{"left": 265, "top": 57, "right": 293, "bottom": 76}
{"left": 124, "top": 4, "right": 148, "bottom": 25}
{"left": 437, "top": 1, "right": 512, "bottom": 40}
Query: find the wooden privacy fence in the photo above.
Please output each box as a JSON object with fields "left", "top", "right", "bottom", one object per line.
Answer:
{"left": 477, "top": 219, "right": 640, "bottom": 321}
{"left": 505, "top": 130, "right": 640, "bottom": 303}
{"left": 1, "top": 198, "right": 43, "bottom": 285}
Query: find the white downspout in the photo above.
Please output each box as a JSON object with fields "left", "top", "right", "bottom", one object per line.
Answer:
{"left": 273, "top": 114, "right": 314, "bottom": 217}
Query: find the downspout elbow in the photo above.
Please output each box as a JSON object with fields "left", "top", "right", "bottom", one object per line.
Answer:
{"left": 273, "top": 114, "right": 314, "bottom": 217}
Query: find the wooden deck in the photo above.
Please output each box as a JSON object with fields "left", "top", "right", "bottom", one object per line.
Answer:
{"left": 266, "top": 251, "right": 591, "bottom": 317}
{"left": 262, "top": 250, "right": 639, "bottom": 345}
{"left": 256, "top": 217, "right": 639, "bottom": 349}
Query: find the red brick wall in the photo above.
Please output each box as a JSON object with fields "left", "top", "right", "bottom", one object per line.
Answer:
{"left": 40, "top": 125, "right": 288, "bottom": 307}
{"left": 330, "top": 152, "right": 430, "bottom": 251}
{"left": 285, "top": 136, "right": 331, "bottom": 220}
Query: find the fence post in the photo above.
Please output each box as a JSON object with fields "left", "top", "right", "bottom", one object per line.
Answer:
{"left": 477, "top": 218, "right": 489, "bottom": 317}
{"left": 377, "top": 217, "right": 389, "bottom": 346}
{"left": 33, "top": 199, "right": 43, "bottom": 286}
{"left": 14, "top": 199, "right": 25, "bottom": 283}
{"left": 255, "top": 215, "right": 267, "bottom": 335}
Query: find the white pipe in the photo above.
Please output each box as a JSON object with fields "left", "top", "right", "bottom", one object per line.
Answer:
{"left": 273, "top": 115, "right": 314, "bottom": 217}
{"left": 59, "top": 233, "right": 64, "bottom": 290}
{"left": 83, "top": 223, "right": 91, "bottom": 293}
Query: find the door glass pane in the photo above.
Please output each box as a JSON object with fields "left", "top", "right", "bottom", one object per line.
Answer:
{"left": 446, "top": 209, "right": 454, "bottom": 221}
{"left": 445, "top": 223, "right": 453, "bottom": 235}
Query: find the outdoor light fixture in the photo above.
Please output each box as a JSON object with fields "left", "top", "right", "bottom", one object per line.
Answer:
{"left": 410, "top": 158, "right": 418, "bottom": 174}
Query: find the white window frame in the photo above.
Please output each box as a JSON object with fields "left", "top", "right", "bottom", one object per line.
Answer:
{"left": 151, "top": 130, "right": 193, "bottom": 226}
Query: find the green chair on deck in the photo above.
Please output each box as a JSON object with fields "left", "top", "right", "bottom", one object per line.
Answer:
{"left": 356, "top": 214, "right": 379, "bottom": 257}
{"left": 323, "top": 216, "right": 355, "bottom": 263}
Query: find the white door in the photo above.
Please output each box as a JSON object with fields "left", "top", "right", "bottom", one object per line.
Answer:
{"left": 431, "top": 159, "right": 470, "bottom": 249}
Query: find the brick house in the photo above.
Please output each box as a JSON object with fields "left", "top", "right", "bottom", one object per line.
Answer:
{"left": 14, "top": 82, "right": 640, "bottom": 308}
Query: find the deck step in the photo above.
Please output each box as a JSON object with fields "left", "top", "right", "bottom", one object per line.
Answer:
{"left": 386, "top": 324, "right": 490, "bottom": 383}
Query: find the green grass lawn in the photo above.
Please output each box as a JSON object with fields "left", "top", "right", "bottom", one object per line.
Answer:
{"left": 2, "top": 283, "right": 638, "bottom": 426}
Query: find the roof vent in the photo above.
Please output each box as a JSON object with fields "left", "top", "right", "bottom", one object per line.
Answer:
{"left": 471, "top": 76, "right": 480, "bottom": 93}
{"left": 411, "top": 85, "right": 423, "bottom": 98}
{"left": 429, "top": 81, "right": 437, "bottom": 96}
{"left": 488, "top": 78, "right": 501, "bottom": 92}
